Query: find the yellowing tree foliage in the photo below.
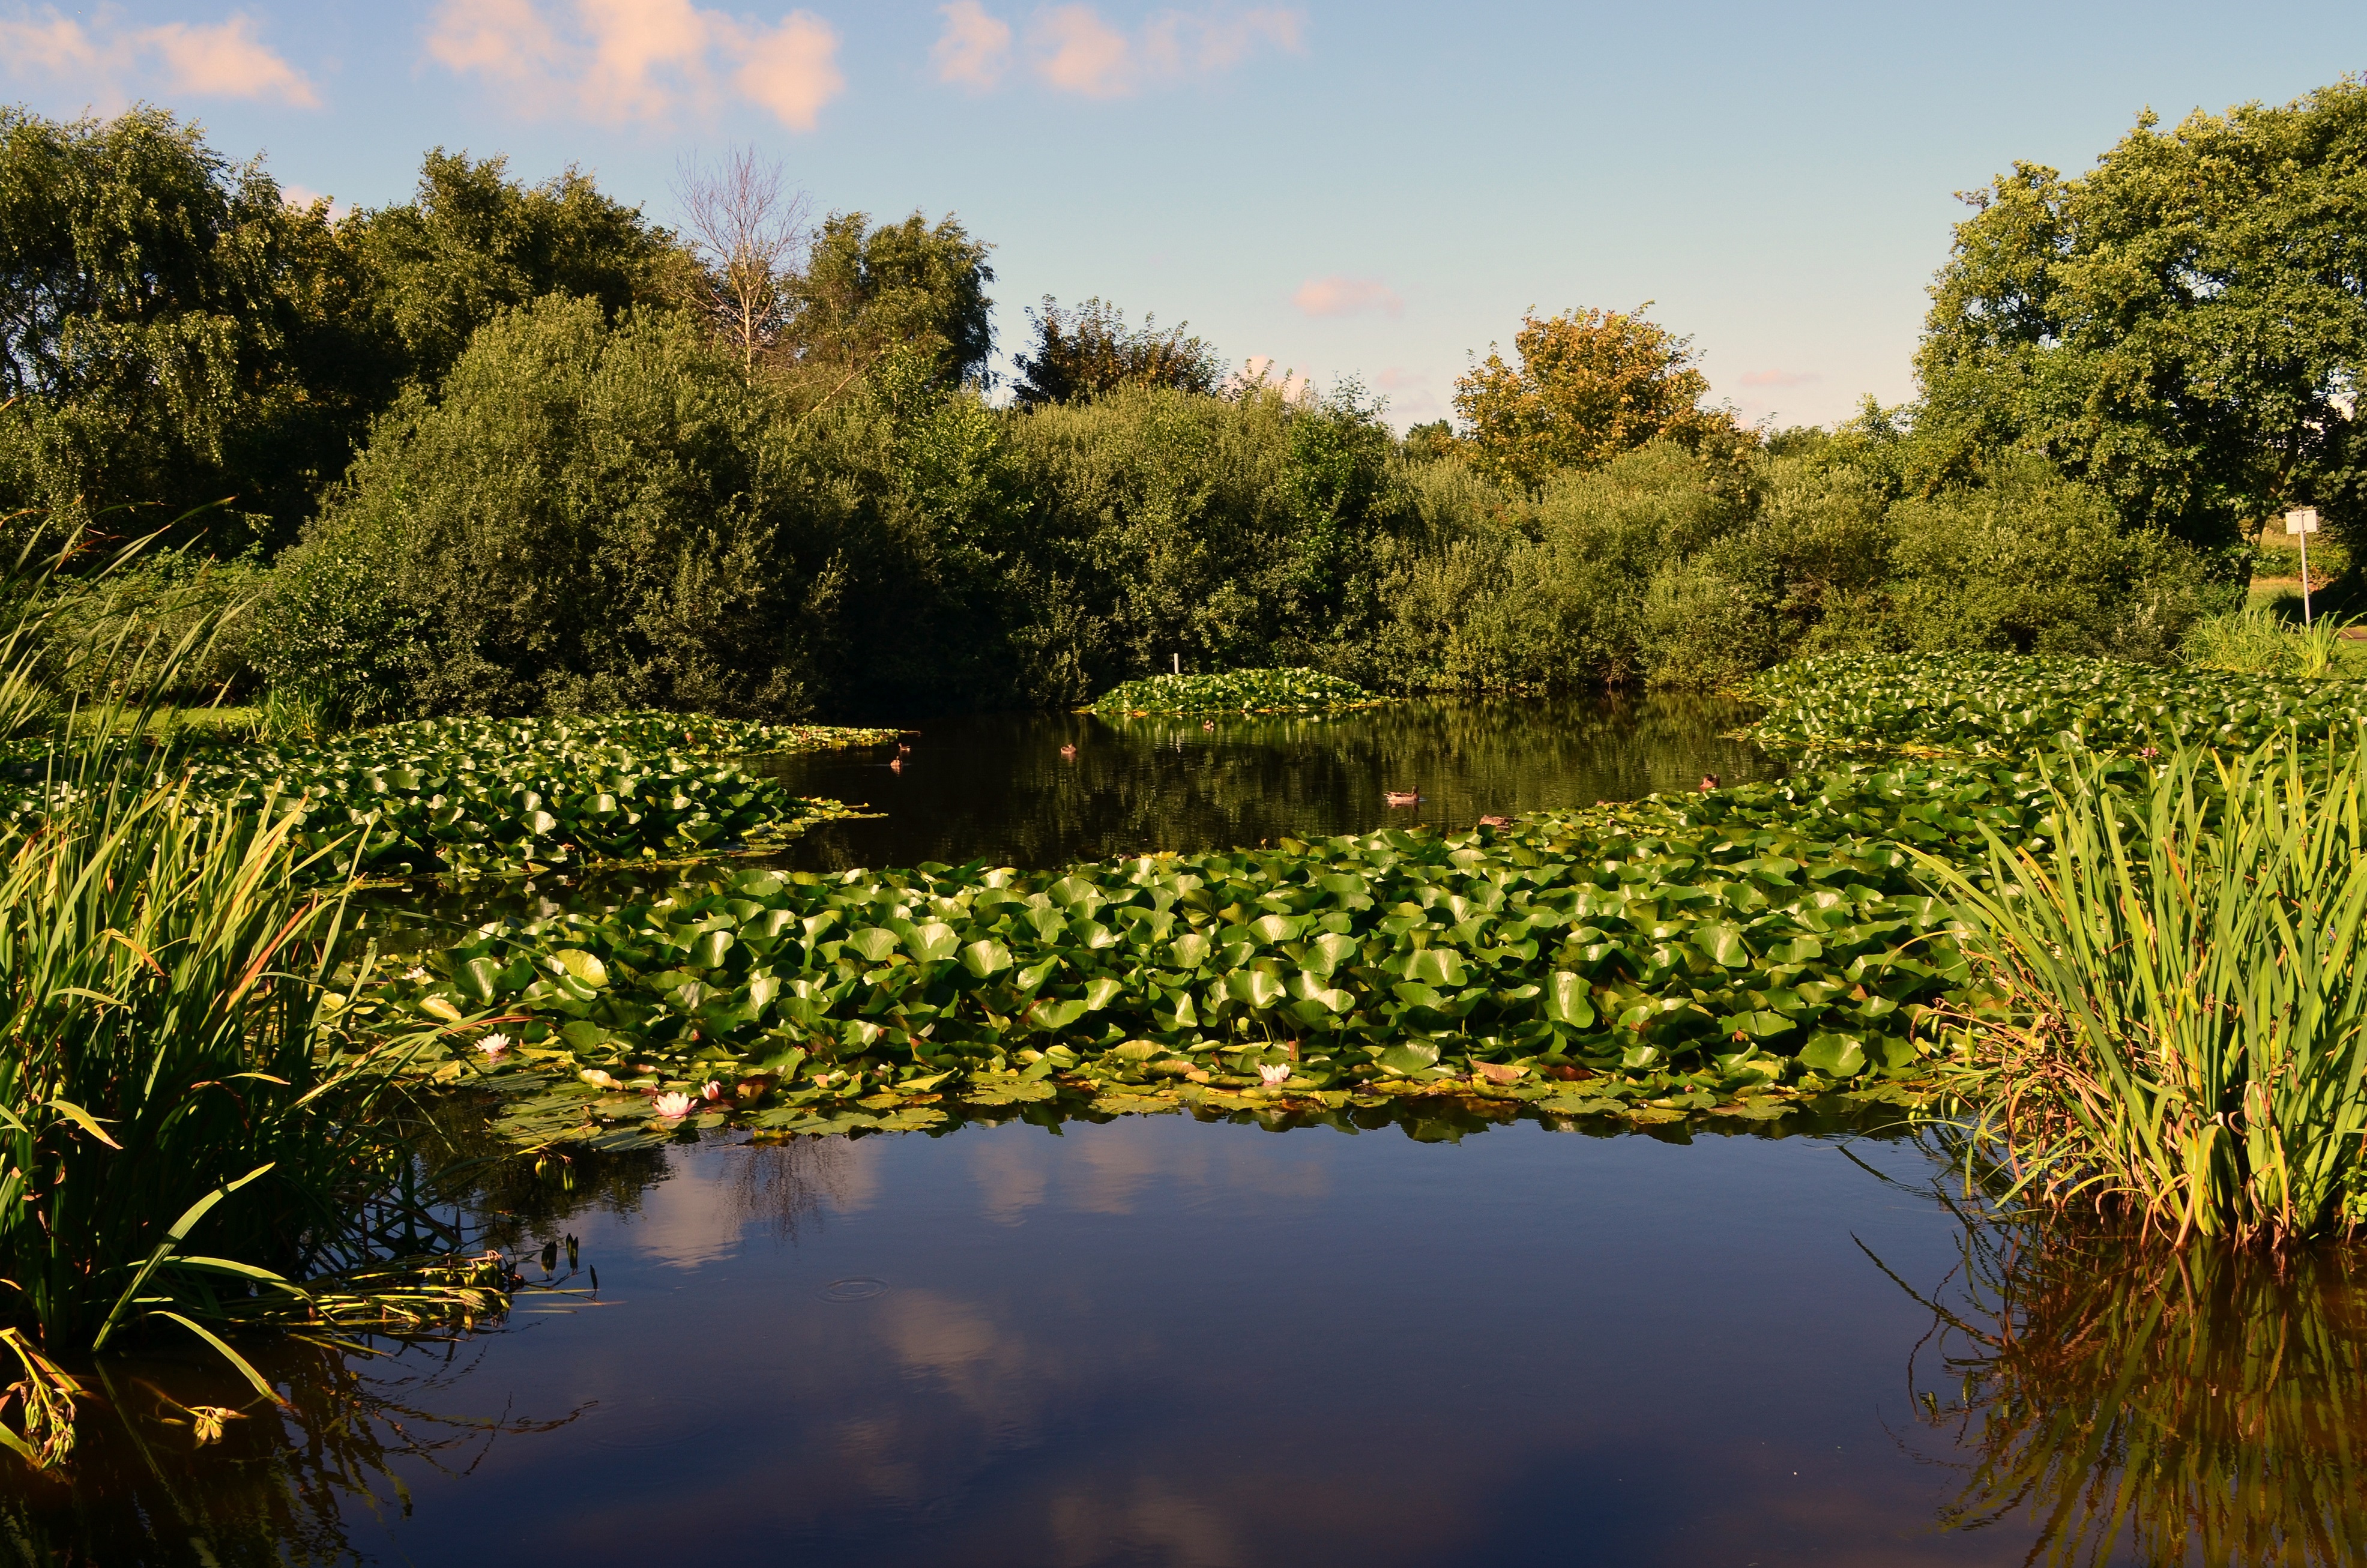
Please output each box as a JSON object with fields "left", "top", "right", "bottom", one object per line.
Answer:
{"left": 1453, "top": 306, "right": 1736, "bottom": 489}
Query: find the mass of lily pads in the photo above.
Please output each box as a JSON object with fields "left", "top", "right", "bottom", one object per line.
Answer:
{"left": 376, "top": 747, "right": 2095, "bottom": 1146}
{"left": 1746, "top": 653, "right": 2367, "bottom": 758}
{"left": 1092, "top": 667, "right": 1382, "bottom": 717}
{"left": 2, "top": 711, "right": 895, "bottom": 878}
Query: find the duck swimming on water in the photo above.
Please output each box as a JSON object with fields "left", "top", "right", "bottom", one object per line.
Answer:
{"left": 1385, "top": 790, "right": 1420, "bottom": 808}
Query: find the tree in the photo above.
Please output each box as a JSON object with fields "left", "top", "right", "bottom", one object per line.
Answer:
{"left": 0, "top": 106, "right": 388, "bottom": 544}
{"left": 1913, "top": 78, "right": 2367, "bottom": 554}
{"left": 1452, "top": 305, "right": 1738, "bottom": 490}
{"left": 785, "top": 211, "right": 994, "bottom": 390}
{"left": 673, "top": 146, "right": 809, "bottom": 376}
{"left": 349, "top": 149, "right": 695, "bottom": 389}
{"left": 1009, "top": 297, "right": 1222, "bottom": 408}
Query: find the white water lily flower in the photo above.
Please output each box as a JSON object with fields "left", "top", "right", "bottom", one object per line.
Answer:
{"left": 477, "top": 1033, "right": 513, "bottom": 1058}
{"left": 1258, "top": 1063, "right": 1291, "bottom": 1085}
{"left": 652, "top": 1091, "right": 696, "bottom": 1119}
{"left": 404, "top": 966, "right": 431, "bottom": 983}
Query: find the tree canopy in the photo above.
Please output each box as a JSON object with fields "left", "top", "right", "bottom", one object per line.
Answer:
{"left": 0, "top": 105, "right": 383, "bottom": 541}
{"left": 1452, "top": 306, "right": 1738, "bottom": 490}
{"left": 1914, "top": 78, "right": 2367, "bottom": 553}
{"left": 1009, "top": 296, "right": 1223, "bottom": 408}
{"left": 788, "top": 211, "right": 994, "bottom": 390}
{"left": 350, "top": 148, "right": 694, "bottom": 390}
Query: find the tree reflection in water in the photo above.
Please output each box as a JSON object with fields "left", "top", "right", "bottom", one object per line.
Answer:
{"left": 1892, "top": 1216, "right": 2367, "bottom": 1567}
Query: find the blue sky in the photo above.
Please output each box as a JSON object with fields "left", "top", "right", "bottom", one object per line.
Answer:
{"left": 4, "top": 1, "right": 2362, "bottom": 429}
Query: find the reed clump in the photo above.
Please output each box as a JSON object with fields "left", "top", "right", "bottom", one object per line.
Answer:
{"left": 0, "top": 530, "right": 512, "bottom": 1469}
{"left": 1921, "top": 741, "right": 2367, "bottom": 1246}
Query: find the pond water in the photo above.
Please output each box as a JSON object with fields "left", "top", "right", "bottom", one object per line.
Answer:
{"left": 12, "top": 696, "right": 2362, "bottom": 1565}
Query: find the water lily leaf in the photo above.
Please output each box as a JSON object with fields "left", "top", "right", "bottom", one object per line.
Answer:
{"left": 1693, "top": 923, "right": 1749, "bottom": 968}
{"left": 1031, "top": 998, "right": 1089, "bottom": 1032}
{"left": 961, "top": 939, "right": 1013, "bottom": 978}
{"left": 906, "top": 922, "right": 960, "bottom": 963}
{"left": 1082, "top": 977, "right": 1124, "bottom": 1010}
{"left": 1392, "top": 982, "right": 1444, "bottom": 1009}
{"left": 1542, "top": 971, "right": 1594, "bottom": 1027}
{"left": 552, "top": 949, "right": 609, "bottom": 988}
{"left": 846, "top": 928, "right": 899, "bottom": 964}
{"left": 1798, "top": 1032, "right": 1867, "bottom": 1078}
{"left": 1375, "top": 1043, "right": 1440, "bottom": 1076}
{"left": 1402, "top": 948, "right": 1466, "bottom": 988}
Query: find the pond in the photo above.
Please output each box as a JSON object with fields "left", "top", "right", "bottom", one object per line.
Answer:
{"left": 11, "top": 695, "right": 2362, "bottom": 1566}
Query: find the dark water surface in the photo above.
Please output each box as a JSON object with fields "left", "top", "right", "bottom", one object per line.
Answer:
{"left": 756, "top": 693, "right": 1779, "bottom": 873}
{"left": 14, "top": 698, "right": 2358, "bottom": 1564}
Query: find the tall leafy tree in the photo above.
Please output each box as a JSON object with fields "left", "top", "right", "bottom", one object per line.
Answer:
{"left": 786, "top": 211, "right": 994, "bottom": 390}
{"left": 1914, "top": 79, "right": 2367, "bottom": 553}
{"left": 1009, "top": 296, "right": 1223, "bottom": 408}
{"left": 1452, "top": 305, "right": 1738, "bottom": 490}
{"left": 0, "top": 106, "right": 385, "bottom": 543}
{"left": 350, "top": 149, "right": 696, "bottom": 390}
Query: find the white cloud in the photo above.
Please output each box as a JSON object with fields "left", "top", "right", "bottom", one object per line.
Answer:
{"left": 977, "top": 2, "right": 1302, "bottom": 98}
{"left": 731, "top": 12, "right": 843, "bottom": 130}
{"left": 932, "top": 0, "right": 1012, "bottom": 88}
{"left": 424, "top": 0, "right": 845, "bottom": 129}
{"left": 1292, "top": 274, "right": 1401, "bottom": 318}
{"left": 0, "top": 7, "right": 318, "bottom": 107}
{"left": 1032, "top": 4, "right": 1130, "bottom": 95}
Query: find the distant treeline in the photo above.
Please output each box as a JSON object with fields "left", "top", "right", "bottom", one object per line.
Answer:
{"left": 8, "top": 84, "right": 2361, "bottom": 722}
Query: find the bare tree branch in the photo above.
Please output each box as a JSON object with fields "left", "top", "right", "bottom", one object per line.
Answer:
{"left": 672, "top": 148, "right": 810, "bottom": 377}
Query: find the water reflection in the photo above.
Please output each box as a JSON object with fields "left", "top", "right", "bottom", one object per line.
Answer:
{"left": 761, "top": 692, "right": 1775, "bottom": 872}
{"left": 0, "top": 1339, "right": 577, "bottom": 1567}
{"left": 1898, "top": 1223, "right": 2367, "bottom": 1567}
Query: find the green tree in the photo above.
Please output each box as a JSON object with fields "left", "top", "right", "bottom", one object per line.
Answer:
{"left": 0, "top": 106, "right": 387, "bottom": 544}
{"left": 1009, "top": 297, "right": 1222, "bottom": 408}
{"left": 786, "top": 211, "right": 994, "bottom": 390}
{"left": 1914, "top": 78, "right": 2367, "bottom": 555}
{"left": 1452, "top": 305, "right": 1741, "bottom": 490}
{"left": 349, "top": 148, "right": 695, "bottom": 389}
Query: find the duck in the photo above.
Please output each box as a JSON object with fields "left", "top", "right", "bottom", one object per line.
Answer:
{"left": 1060, "top": 743, "right": 1077, "bottom": 758}
{"left": 1385, "top": 790, "right": 1420, "bottom": 808}
{"left": 1699, "top": 774, "right": 1720, "bottom": 792}
{"left": 1478, "top": 814, "right": 1511, "bottom": 828}
{"left": 888, "top": 756, "right": 903, "bottom": 772}
{"left": 1201, "top": 720, "right": 1216, "bottom": 731}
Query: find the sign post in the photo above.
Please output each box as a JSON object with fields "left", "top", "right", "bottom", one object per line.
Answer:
{"left": 2287, "top": 508, "right": 2322, "bottom": 626}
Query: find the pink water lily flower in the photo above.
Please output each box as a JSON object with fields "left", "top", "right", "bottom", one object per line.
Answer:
{"left": 476, "top": 1032, "right": 513, "bottom": 1059}
{"left": 701, "top": 1081, "right": 723, "bottom": 1101}
{"left": 1258, "top": 1063, "right": 1291, "bottom": 1085}
{"left": 652, "top": 1091, "right": 697, "bottom": 1120}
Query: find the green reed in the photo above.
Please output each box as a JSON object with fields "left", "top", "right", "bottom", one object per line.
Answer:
{"left": 0, "top": 528, "right": 504, "bottom": 1469}
{"left": 1920, "top": 741, "right": 2367, "bottom": 1245}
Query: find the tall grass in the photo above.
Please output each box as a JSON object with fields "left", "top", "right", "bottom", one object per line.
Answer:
{"left": 2184, "top": 606, "right": 2356, "bottom": 677}
{"left": 0, "top": 528, "right": 506, "bottom": 1468}
{"left": 1919, "top": 741, "right": 2367, "bottom": 1245}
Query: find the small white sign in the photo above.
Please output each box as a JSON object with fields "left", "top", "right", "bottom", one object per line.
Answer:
{"left": 2288, "top": 507, "right": 2322, "bottom": 534}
